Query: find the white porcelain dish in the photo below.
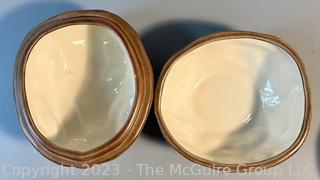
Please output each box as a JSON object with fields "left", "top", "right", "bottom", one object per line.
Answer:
{"left": 25, "top": 24, "right": 136, "bottom": 152}
{"left": 14, "top": 10, "right": 153, "bottom": 167}
{"left": 155, "top": 32, "right": 311, "bottom": 170}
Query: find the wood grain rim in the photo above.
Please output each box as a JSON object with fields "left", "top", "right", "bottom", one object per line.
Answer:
{"left": 154, "top": 31, "right": 312, "bottom": 172}
{"left": 13, "top": 10, "right": 153, "bottom": 168}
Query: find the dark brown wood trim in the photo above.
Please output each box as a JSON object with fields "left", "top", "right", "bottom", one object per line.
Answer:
{"left": 14, "top": 10, "right": 153, "bottom": 168}
{"left": 154, "top": 31, "right": 312, "bottom": 172}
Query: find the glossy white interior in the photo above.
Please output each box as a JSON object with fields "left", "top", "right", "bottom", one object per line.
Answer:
{"left": 25, "top": 25, "right": 136, "bottom": 152}
{"left": 160, "top": 38, "right": 305, "bottom": 164}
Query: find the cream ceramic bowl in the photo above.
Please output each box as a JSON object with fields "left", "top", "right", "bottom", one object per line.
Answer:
{"left": 14, "top": 10, "right": 153, "bottom": 167}
{"left": 155, "top": 32, "right": 311, "bottom": 171}
{"left": 25, "top": 24, "right": 136, "bottom": 152}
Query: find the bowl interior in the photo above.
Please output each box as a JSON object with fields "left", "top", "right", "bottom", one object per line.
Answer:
{"left": 25, "top": 24, "right": 136, "bottom": 152}
{"left": 159, "top": 38, "right": 305, "bottom": 164}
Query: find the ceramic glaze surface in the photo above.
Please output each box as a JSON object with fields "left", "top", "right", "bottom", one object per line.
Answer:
{"left": 160, "top": 38, "right": 305, "bottom": 164}
{"left": 25, "top": 25, "right": 136, "bottom": 152}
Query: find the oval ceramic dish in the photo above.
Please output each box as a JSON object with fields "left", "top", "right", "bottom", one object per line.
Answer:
{"left": 14, "top": 10, "right": 153, "bottom": 167}
{"left": 155, "top": 31, "right": 311, "bottom": 172}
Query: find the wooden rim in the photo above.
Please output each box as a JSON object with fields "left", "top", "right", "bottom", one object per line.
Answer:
{"left": 154, "top": 31, "right": 312, "bottom": 172}
{"left": 13, "top": 10, "right": 153, "bottom": 168}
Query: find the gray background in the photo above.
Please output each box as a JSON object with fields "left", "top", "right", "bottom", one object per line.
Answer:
{"left": 0, "top": 0, "right": 319, "bottom": 179}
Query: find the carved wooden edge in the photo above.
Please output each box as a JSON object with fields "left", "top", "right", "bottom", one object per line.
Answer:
{"left": 154, "top": 31, "right": 312, "bottom": 172}
{"left": 13, "top": 10, "right": 154, "bottom": 168}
